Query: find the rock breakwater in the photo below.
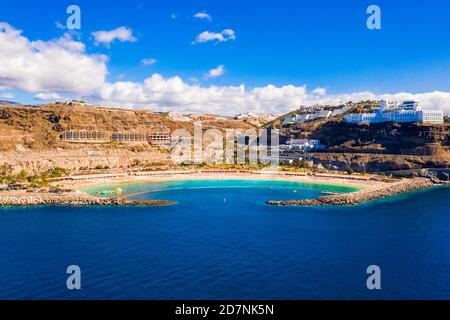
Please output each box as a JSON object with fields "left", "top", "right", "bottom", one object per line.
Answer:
{"left": 0, "top": 192, "right": 174, "bottom": 207}
{"left": 267, "top": 178, "right": 434, "bottom": 206}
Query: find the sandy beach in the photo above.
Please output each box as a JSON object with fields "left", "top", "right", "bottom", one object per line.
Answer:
{"left": 0, "top": 170, "right": 400, "bottom": 207}
{"left": 53, "top": 170, "right": 389, "bottom": 191}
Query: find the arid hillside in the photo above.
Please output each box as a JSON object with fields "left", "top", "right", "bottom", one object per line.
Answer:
{"left": 0, "top": 103, "right": 254, "bottom": 151}
{"left": 300, "top": 121, "right": 450, "bottom": 156}
{"left": 0, "top": 103, "right": 255, "bottom": 174}
{"left": 263, "top": 102, "right": 449, "bottom": 171}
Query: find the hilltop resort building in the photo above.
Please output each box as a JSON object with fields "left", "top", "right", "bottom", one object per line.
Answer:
{"left": 344, "top": 100, "right": 444, "bottom": 125}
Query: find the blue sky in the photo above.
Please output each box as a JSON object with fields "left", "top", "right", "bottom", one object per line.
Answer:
{"left": 1, "top": 0, "right": 450, "bottom": 114}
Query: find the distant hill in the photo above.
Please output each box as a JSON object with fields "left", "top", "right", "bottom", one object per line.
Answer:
{"left": 0, "top": 100, "right": 22, "bottom": 107}
{"left": 0, "top": 102, "right": 254, "bottom": 151}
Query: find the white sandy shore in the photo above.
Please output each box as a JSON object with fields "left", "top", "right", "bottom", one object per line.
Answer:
{"left": 54, "top": 170, "right": 390, "bottom": 191}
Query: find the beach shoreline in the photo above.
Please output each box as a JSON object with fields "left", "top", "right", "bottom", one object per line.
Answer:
{"left": 3, "top": 169, "right": 433, "bottom": 207}
{"left": 54, "top": 170, "right": 385, "bottom": 192}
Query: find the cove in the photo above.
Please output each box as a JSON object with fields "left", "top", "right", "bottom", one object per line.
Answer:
{"left": 0, "top": 180, "right": 449, "bottom": 299}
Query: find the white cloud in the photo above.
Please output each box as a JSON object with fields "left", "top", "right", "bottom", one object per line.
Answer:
{"left": 192, "top": 29, "right": 236, "bottom": 44}
{"left": 206, "top": 65, "right": 225, "bottom": 78}
{"left": 0, "top": 92, "right": 15, "bottom": 99}
{"left": 88, "top": 74, "right": 314, "bottom": 115}
{"left": 312, "top": 87, "right": 327, "bottom": 96}
{"left": 34, "top": 92, "right": 62, "bottom": 101}
{"left": 0, "top": 22, "right": 108, "bottom": 95}
{"left": 142, "top": 58, "right": 157, "bottom": 66}
{"left": 194, "top": 12, "right": 212, "bottom": 21}
{"left": 88, "top": 74, "right": 450, "bottom": 116}
{"left": 91, "top": 27, "right": 137, "bottom": 47}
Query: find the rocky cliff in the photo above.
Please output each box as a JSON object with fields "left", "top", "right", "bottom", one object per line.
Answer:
{"left": 308, "top": 121, "right": 449, "bottom": 155}
{"left": 0, "top": 103, "right": 253, "bottom": 151}
{"left": 0, "top": 148, "right": 170, "bottom": 175}
{"left": 0, "top": 103, "right": 254, "bottom": 174}
{"left": 312, "top": 152, "right": 449, "bottom": 172}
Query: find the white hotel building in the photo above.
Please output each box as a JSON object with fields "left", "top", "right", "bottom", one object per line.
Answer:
{"left": 280, "top": 139, "right": 327, "bottom": 151}
{"left": 344, "top": 101, "right": 444, "bottom": 125}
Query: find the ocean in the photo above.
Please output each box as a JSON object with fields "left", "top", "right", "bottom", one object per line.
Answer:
{"left": 0, "top": 179, "right": 449, "bottom": 299}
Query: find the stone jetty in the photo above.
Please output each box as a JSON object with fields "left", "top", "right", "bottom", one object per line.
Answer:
{"left": 267, "top": 178, "right": 434, "bottom": 207}
{"left": 0, "top": 191, "right": 174, "bottom": 207}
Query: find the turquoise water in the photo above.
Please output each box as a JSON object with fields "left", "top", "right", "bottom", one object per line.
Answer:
{"left": 81, "top": 179, "right": 359, "bottom": 198}
{"left": 0, "top": 180, "right": 449, "bottom": 299}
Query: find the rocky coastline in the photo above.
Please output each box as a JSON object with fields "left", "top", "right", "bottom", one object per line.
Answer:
{"left": 267, "top": 178, "right": 435, "bottom": 206}
{"left": 0, "top": 191, "right": 174, "bottom": 207}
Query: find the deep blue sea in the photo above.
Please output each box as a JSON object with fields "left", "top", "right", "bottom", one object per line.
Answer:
{"left": 0, "top": 179, "right": 449, "bottom": 300}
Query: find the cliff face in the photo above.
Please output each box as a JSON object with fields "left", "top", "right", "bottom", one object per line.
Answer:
{"left": 0, "top": 103, "right": 254, "bottom": 174}
{"left": 304, "top": 121, "right": 450, "bottom": 156}
{"left": 312, "top": 153, "right": 449, "bottom": 172}
{"left": 0, "top": 148, "right": 169, "bottom": 175}
{"left": 0, "top": 103, "right": 254, "bottom": 151}
{"left": 0, "top": 104, "right": 173, "bottom": 150}
{"left": 272, "top": 117, "right": 450, "bottom": 172}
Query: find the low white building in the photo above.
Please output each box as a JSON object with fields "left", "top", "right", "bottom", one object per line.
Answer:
{"left": 331, "top": 105, "right": 352, "bottom": 116}
{"left": 168, "top": 112, "right": 192, "bottom": 122}
{"left": 281, "top": 139, "right": 326, "bottom": 151}
{"left": 317, "top": 110, "right": 333, "bottom": 119}
{"left": 344, "top": 100, "right": 444, "bottom": 124}
{"left": 282, "top": 114, "right": 300, "bottom": 125}
{"left": 282, "top": 109, "right": 333, "bottom": 127}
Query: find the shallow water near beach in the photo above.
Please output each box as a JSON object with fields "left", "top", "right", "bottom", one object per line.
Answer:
{"left": 0, "top": 179, "right": 449, "bottom": 299}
